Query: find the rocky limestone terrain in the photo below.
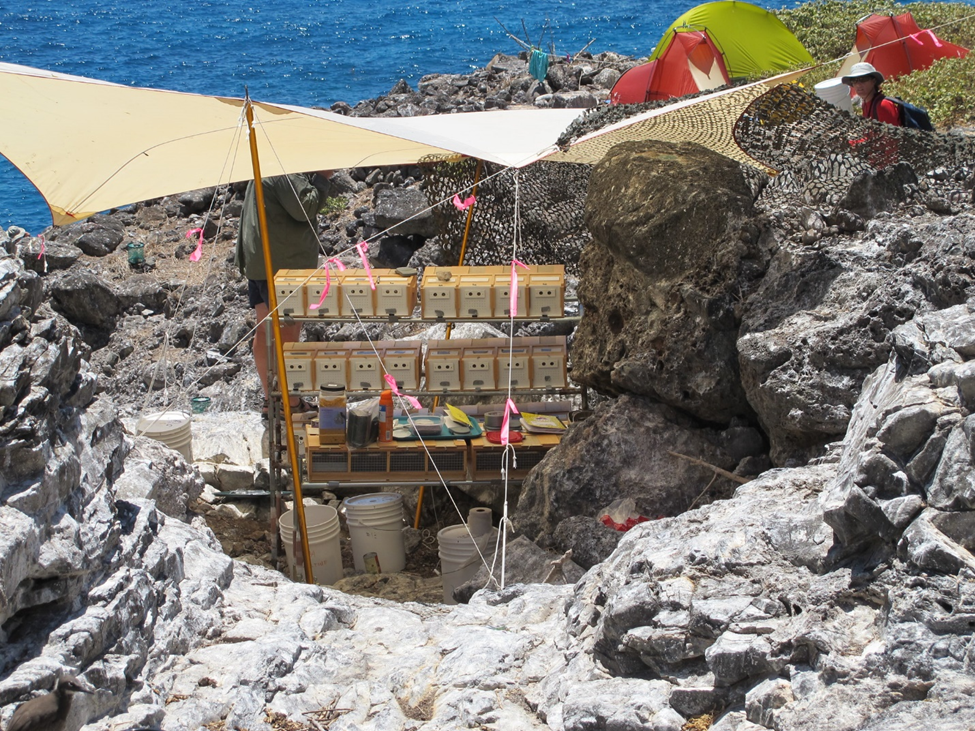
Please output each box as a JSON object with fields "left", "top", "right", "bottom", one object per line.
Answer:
{"left": 2, "top": 51, "right": 975, "bottom": 731}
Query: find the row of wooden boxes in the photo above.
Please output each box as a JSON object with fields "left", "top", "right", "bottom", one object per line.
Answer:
{"left": 420, "top": 265, "right": 564, "bottom": 319}
{"left": 274, "top": 268, "right": 417, "bottom": 318}
{"left": 283, "top": 336, "right": 568, "bottom": 393}
{"left": 272, "top": 264, "right": 565, "bottom": 319}
{"left": 304, "top": 426, "right": 562, "bottom": 483}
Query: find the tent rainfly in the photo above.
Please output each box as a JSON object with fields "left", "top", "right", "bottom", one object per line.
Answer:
{"left": 649, "top": 0, "right": 813, "bottom": 80}
{"left": 835, "top": 12, "right": 969, "bottom": 82}
{"left": 611, "top": 29, "right": 730, "bottom": 104}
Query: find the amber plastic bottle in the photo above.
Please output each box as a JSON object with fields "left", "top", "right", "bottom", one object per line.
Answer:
{"left": 378, "top": 389, "right": 394, "bottom": 443}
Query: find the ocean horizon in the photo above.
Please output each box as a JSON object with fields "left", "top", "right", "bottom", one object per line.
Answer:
{"left": 0, "top": 0, "right": 968, "bottom": 233}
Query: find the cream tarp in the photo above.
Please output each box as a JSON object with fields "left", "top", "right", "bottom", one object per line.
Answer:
{"left": 1, "top": 61, "right": 808, "bottom": 227}
{"left": 540, "top": 69, "right": 809, "bottom": 171}
{"left": 0, "top": 62, "right": 581, "bottom": 226}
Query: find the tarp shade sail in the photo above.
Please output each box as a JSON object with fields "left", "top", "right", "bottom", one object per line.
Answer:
{"left": 836, "top": 13, "right": 969, "bottom": 81}
{"left": 650, "top": 1, "right": 813, "bottom": 78}
{"left": 0, "top": 62, "right": 580, "bottom": 226}
{"left": 612, "top": 30, "right": 730, "bottom": 104}
{"left": 544, "top": 69, "right": 808, "bottom": 172}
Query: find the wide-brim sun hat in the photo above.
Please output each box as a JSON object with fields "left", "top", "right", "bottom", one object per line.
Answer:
{"left": 841, "top": 61, "right": 884, "bottom": 86}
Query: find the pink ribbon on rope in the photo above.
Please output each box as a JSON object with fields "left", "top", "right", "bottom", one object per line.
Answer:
{"left": 356, "top": 242, "right": 376, "bottom": 290}
{"left": 37, "top": 234, "right": 45, "bottom": 259}
{"left": 186, "top": 228, "right": 204, "bottom": 262}
{"left": 384, "top": 373, "right": 422, "bottom": 410}
{"left": 309, "top": 258, "right": 347, "bottom": 311}
{"left": 500, "top": 397, "right": 520, "bottom": 446}
{"left": 452, "top": 193, "right": 476, "bottom": 211}
{"left": 510, "top": 259, "right": 529, "bottom": 317}
{"left": 910, "top": 29, "right": 942, "bottom": 48}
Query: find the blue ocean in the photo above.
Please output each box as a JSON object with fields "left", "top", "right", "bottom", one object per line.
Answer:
{"left": 0, "top": 0, "right": 960, "bottom": 233}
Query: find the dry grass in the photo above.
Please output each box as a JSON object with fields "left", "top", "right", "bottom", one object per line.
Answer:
{"left": 682, "top": 714, "right": 714, "bottom": 731}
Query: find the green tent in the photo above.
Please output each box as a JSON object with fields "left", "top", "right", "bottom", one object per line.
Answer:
{"left": 650, "top": 1, "right": 813, "bottom": 79}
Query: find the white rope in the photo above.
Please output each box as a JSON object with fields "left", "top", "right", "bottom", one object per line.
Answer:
{"left": 344, "top": 297, "right": 498, "bottom": 580}
{"left": 135, "top": 104, "right": 248, "bottom": 436}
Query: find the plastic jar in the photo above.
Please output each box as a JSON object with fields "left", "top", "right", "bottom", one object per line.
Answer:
{"left": 318, "top": 383, "right": 347, "bottom": 442}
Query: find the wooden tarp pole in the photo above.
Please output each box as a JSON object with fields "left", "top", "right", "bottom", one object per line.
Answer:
{"left": 245, "top": 95, "right": 314, "bottom": 583}
{"left": 415, "top": 159, "right": 484, "bottom": 530}
{"left": 455, "top": 159, "right": 483, "bottom": 276}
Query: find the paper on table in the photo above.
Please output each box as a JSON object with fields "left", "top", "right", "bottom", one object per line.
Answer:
{"left": 445, "top": 403, "right": 472, "bottom": 428}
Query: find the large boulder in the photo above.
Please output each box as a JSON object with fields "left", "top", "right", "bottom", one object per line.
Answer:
{"left": 373, "top": 187, "right": 438, "bottom": 238}
{"left": 113, "top": 436, "right": 204, "bottom": 522}
{"left": 52, "top": 215, "right": 125, "bottom": 257}
{"left": 46, "top": 270, "right": 121, "bottom": 331}
{"left": 573, "top": 140, "right": 762, "bottom": 424}
{"left": 18, "top": 237, "right": 83, "bottom": 273}
{"left": 512, "top": 394, "right": 747, "bottom": 546}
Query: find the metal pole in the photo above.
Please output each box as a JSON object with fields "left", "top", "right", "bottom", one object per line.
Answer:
{"left": 245, "top": 94, "right": 314, "bottom": 583}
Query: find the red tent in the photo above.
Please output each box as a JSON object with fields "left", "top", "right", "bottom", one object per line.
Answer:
{"left": 611, "top": 30, "right": 730, "bottom": 104}
{"left": 844, "top": 13, "right": 968, "bottom": 81}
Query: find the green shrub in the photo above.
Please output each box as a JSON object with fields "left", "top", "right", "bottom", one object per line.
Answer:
{"left": 320, "top": 196, "right": 347, "bottom": 216}
{"left": 885, "top": 54, "right": 975, "bottom": 127}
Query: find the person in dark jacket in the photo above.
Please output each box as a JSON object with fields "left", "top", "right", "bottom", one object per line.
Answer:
{"left": 235, "top": 171, "right": 333, "bottom": 413}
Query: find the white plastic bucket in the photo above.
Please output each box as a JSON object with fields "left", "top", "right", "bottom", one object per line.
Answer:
{"left": 468, "top": 507, "right": 493, "bottom": 537}
{"left": 137, "top": 411, "right": 193, "bottom": 462}
{"left": 438, "top": 524, "right": 480, "bottom": 604}
{"left": 344, "top": 493, "right": 406, "bottom": 573}
{"left": 278, "top": 504, "right": 343, "bottom": 585}
{"left": 814, "top": 77, "right": 853, "bottom": 113}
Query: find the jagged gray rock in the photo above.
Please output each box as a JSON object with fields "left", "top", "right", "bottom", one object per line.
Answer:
{"left": 51, "top": 216, "right": 125, "bottom": 257}
{"left": 373, "top": 187, "right": 438, "bottom": 239}
{"left": 46, "top": 271, "right": 121, "bottom": 331}
{"left": 513, "top": 394, "right": 743, "bottom": 546}
{"left": 822, "top": 304, "right": 975, "bottom": 573}
{"left": 4, "top": 53, "right": 975, "bottom": 731}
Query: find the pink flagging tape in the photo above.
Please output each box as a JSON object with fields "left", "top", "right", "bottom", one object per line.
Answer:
{"left": 384, "top": 374, "right": 422, "bottom": 410}
{"left": 356, "top": 242, "right": 376, "bottom": 290}
{"left": 910, "top": 29, "right": 942, "bottom": 48}
{"left": 500, "top": 397, "right": 520, "bottom": 446}
{"left": 186, "top": 228, "right": 204, "bottom": 262}
{"left": 452, "top": 193, "right": 476, "bottom": 211}
{"left": 309, "top": 258, "right": 348, "bottom": 310}
{"left": 510, "top": 259, "right": 529, "bottom": 316}
{"left": 37, "top": 234, "right": 45, "bottom": 259}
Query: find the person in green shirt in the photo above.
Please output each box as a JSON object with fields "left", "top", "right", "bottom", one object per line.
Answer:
{"left": 235, "top": 171, "right": 333, "bottom": 414}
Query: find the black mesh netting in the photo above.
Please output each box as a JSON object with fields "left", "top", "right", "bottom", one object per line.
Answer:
{"left": 423, "top": 157, "right": 591, "bottom": 275}
{"left": 734, "top": 82, "right": 975, "bottom": 208}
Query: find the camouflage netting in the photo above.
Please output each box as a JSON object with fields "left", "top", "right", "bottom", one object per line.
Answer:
{"left": 555, "top": 81, "right": 750, "bottom": 150}
{"left": 424, "top": 158, "right": 592, "bottom": 275}
{"left": 423, "top": 81, "right": 975, "bottom": 271}
{"left": 735, "top": 82, "right": 975, "bottom": 208}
